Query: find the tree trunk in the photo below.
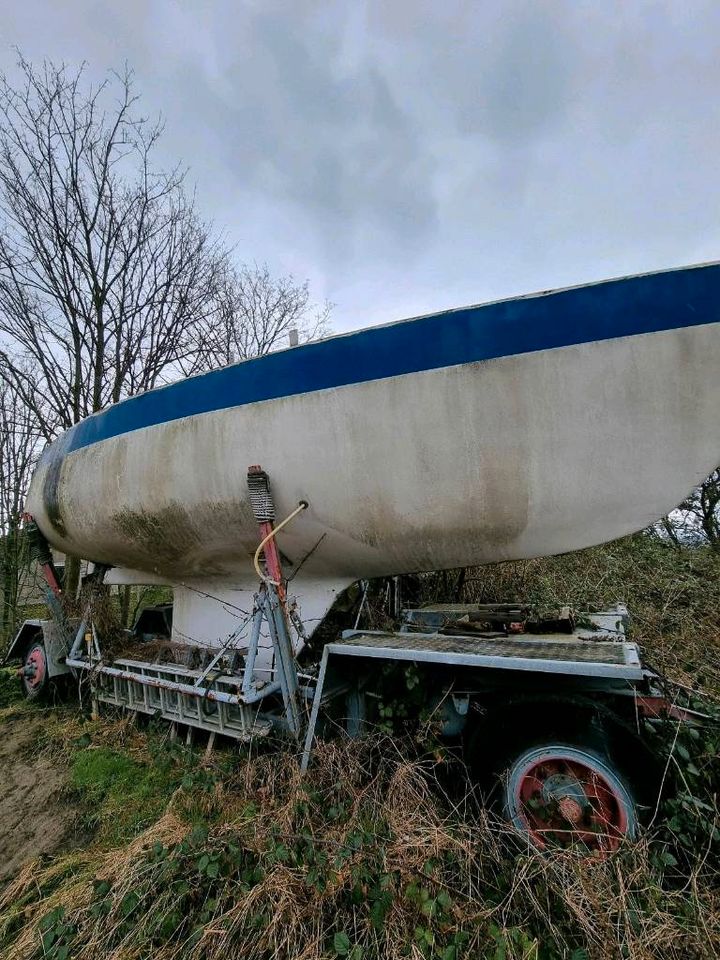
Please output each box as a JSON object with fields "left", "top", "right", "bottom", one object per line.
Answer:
{"left": 1, "top": 517, "right": 19, "bottom": 643}
{"left": 119, "top": 585, "right": 132, "bottom": 628}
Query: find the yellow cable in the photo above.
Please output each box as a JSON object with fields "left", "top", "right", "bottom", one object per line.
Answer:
{"left": 253, "top": 501, "right": 309, "bottom": 585}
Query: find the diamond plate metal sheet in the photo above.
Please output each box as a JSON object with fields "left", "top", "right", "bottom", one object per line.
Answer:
{"left": 337, "top": 631, "right": 634, "bottom": 665}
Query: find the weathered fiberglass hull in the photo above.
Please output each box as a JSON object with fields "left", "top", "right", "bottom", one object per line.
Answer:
{"left": 26, "top": 262, "right": 720, "bottom": 650}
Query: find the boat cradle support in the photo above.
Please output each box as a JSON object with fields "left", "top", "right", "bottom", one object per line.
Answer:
{"left": 46, "top": 465, "right": 309, "bottom": 741}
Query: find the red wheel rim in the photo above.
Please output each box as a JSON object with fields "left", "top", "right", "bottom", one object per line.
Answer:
{"left": 514, "top": 753, "right": 629, "bottom": 853}
{"left": 24, "top": 646, "right": 47, "bottom": 690}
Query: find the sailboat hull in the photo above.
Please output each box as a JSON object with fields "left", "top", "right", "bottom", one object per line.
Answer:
{"left": 26, "top": 263, "right": 720, "bottom": 647}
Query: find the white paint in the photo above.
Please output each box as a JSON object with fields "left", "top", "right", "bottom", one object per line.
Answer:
{"left": 27, "top": 323, "right": 720, "bottom": 650}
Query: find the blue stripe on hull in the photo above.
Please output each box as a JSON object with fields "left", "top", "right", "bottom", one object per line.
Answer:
{"left": 65, "top": 263, "right": 720, "bottom": 453}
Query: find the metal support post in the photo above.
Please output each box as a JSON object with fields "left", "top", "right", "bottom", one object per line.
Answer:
{"left": 241, "top": 603, "right": 264, "bottom": 698}
{"left": 263, "top": 586, "right": 302, "bottom": 738}
{"left": 246, "top": 464, "right": 308, "bottom": 738}
{"left": 301, "top": 645, "right": 330, "bottom": 771}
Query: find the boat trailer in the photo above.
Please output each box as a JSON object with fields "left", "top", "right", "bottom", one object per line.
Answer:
{"left": 5, "top": 466, "right": 693, "bottom": 851}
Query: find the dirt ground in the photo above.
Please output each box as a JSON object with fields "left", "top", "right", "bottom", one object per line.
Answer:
{"left": 0, "top": 711, "right": 76, "bottom": 885}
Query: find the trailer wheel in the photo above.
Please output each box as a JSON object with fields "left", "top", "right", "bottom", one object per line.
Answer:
{"left": 21, "top": 642, "right": 49, "bottom": 700}
{"left": 501, "top": 743, "right": 637, "bottom": 854}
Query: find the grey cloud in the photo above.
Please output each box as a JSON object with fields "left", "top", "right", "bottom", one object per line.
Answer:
{"left": 460, "top": 8, "right": 576, "bottom": 140}
{"left": 212, "top": 10, "right": 438, "bottom": 262}
{"left": 2, "top": 1, "right": 720, "bottom": 331}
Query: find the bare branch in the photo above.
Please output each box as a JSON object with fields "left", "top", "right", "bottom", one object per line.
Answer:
{"left": 0, "top": 57, "right": 225, "bottom": 436}
{"left": 182, "top": 262, "right": 332, "bottom": 375}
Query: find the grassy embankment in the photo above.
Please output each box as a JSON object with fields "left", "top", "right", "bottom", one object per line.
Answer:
{"left": 0, "top": 533, "right": 718, "bottom": 960}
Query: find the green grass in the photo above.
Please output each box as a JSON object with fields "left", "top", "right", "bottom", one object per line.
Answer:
{"left": 2, "top": 722, "right": 718, "bottom": 960}
{"left": 1, "top": 534, "right": 719, "bottom": 959}
{"left": 0, "top": 666, "right": 22, "bottom": 709}
{"left": 58, "top": 711, "right": 241, "bottom": 847}
{"left": 70, "top": 748, "right": 172, "bottom": 843}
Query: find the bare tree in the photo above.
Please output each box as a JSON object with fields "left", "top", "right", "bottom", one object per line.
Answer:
{"left": 184, "top": 262, "right": 331, "bottom": 373}
{"left": 0, "top": 57, "right": 226, "bottom": 439}
{"left": 0, "top": 376, "right": 41, "bottom": 643}
{"left": 657, "top": 467, "right": 720, "bottom": 552}
{"left": 0, "top": 57, "right": 227, "bottom": 593}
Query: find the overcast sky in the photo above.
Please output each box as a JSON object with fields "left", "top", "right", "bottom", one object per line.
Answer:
{"left": 3, "top": 1, "right": 720, "bottom": 332}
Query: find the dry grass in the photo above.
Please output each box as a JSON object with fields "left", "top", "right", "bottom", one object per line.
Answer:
{"left": 0, "top": 726, "right": 717, "bottom": 960}
{"left": 1, "top": 534, "right": 719, "bottom": 959}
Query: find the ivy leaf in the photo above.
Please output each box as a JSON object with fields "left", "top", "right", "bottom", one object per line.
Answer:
{"left": 333, "top": 931, "right": 350, "bottom": 956}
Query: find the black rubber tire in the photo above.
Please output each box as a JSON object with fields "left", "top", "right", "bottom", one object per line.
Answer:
{"left": 21, "top": 641, "right": 50, "bottom": 701}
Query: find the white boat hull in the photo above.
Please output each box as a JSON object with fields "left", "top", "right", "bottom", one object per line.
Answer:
{"left": 26, "top": 264, "right": 720, "bottom": 653}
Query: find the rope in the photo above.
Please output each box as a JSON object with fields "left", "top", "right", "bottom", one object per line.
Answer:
{"left": 253, "top": 500, "right": 309, "bottom": 585}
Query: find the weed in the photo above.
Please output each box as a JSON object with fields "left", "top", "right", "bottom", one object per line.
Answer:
{"left": 1, "top": 535, "right": 719, "bottom": 959}
{"left": 0, "top": 665, "right": 22, "bottom": 709}
{"left": 1, "top": 726, "right": 718, "bottom": 960}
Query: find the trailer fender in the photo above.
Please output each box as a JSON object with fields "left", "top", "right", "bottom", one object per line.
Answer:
{"left": 3, "top": 620, "right": 45, "bottom": 664}
{"left": 3, "top": 619, "right": 71, "bottom": 679}
{"left": 466, "top": 694, "right": 663, "bottom": 810}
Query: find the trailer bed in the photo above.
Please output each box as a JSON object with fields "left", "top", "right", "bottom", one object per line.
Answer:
{"left": 301, "top": 627, "right": 643, "bottom": 769}
{"left": 331, "top": 630, "right": 642, "bottom": 679}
